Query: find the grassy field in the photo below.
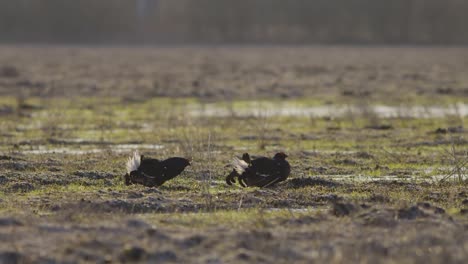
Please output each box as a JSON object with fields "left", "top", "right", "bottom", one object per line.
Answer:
{"left": 0, "top": 46, "right": 467, "bottom": 263}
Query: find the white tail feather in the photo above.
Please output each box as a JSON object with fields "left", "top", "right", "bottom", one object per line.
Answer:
{"left": 126, "top": 151, "right": 141, "bottom": 173}
{"left": 232, "top": 157, "right": 249, "bottom": 174}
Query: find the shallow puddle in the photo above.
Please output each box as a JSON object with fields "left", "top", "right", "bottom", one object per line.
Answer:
{"left": 326, "top": 173, "right": 466, "bottom": 182}
{"left": 265, "top": 207, "right": 324, "bottom": 213}
{"left": 190, "top": 102, "right": 468, "bottom": 118}
{"left": 17, "top": 143, "right": 164, "bottom": 155}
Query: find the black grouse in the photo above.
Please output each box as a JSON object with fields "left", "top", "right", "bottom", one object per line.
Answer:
{"left": 226, "top": 152, "right": 290, "bottom": 187}
{"left": 124, "top": 151, "right": 190, "bottom": 187}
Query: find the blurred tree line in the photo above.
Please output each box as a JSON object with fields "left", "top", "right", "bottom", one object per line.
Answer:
{"left": 0, "top": 0, "right": 467, "bottom": 44}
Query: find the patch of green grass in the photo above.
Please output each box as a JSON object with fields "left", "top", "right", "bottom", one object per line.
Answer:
{"left": 0, "top": 95, "right": 466, "bottom": 224}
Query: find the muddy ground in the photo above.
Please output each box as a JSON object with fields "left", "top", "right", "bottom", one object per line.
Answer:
{"left": 0, "top": 46, "right": 467, "bottom": 263}
{"left": 1, "top": 46, "right": 468, "bottom": 101}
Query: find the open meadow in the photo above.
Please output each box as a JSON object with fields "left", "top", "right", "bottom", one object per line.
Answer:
{"left": 0, "top": 46, "right": 467, "bottom": 263}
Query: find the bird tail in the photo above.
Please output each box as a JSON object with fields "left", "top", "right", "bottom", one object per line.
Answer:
{"left": 231, "top": 157, "right": 249, "bottom": 174}
{"left": 126, "top": 150, "right": 141, "bottom": 173}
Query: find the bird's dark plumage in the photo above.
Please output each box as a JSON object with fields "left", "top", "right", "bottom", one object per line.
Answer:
{"left": 125, "top": 151, "right": 190, "bottom": 187}
{"left": 226, "top": 152, "right": 290, "bottom": 187}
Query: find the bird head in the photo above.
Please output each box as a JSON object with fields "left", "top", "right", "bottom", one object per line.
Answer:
{"left": 241, "top": 153, "right": 251, "bottom": 163}
{"left": 183, "top": 158, "right": 191, "bottom": 167}
{"left": 274, "top": 152, "right": 288, "bottom": 160}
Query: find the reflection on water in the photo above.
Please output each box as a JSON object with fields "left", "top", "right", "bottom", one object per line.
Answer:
{"left": 19, "top": 144, "right": 164, "bottom": 155}
{"left": 190, "top": 103, "right": 468, "bottom": 118}
{"left": 325, "top": 173, "right": 466, "bottom": 182}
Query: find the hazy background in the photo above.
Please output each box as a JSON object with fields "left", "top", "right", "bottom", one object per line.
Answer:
{"left": 1, "top": 0, "right": 467, "bottom": 45}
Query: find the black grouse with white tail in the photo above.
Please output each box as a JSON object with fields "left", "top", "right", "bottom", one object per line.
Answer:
{"left": 226, "top": 152, "right": 290, "bottom": 187}
{"left": 125, "top": 151, "right": 190, "bottom": 187}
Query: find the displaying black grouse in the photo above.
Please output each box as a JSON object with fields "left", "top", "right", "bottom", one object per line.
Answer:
{"left": 226, "top": 152, "right": 290, "bottom": 187}
{"left": 124, "top": 151, "right": 190, "bottom": 187}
